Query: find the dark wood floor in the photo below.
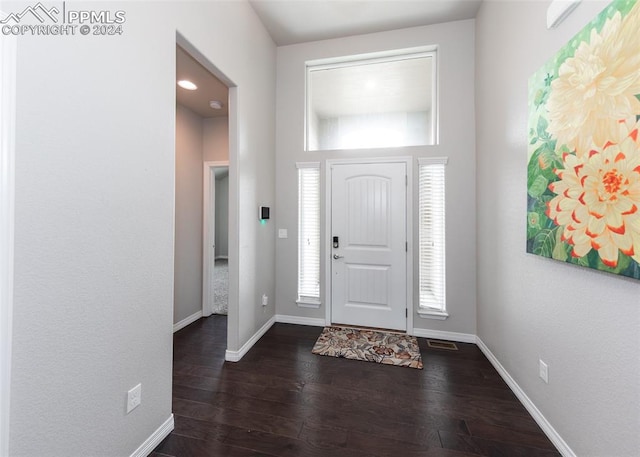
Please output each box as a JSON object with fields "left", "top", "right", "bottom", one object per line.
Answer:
{"left": 152, "top": 316, "right": 560, "bottom": 457}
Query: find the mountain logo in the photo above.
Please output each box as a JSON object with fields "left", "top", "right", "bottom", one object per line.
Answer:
{"left": 0, "top": 3, "right": 60, "bottom": 24}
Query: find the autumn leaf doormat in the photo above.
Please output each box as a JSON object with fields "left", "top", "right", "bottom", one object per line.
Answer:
{"left": 311, "top": 326, "right": 423, "bottom": 369}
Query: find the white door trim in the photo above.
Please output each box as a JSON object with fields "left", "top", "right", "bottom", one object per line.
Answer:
{"left": 1, "top": 11, "right": 17, "bottom": 454}
{"left": 324, "top": 157, "right": 413, "bottom": 334}
{"left": 203, "top": 161, "right": 229, "bottom": 317}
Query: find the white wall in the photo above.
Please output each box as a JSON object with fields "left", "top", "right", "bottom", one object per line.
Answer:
{"left": 476, "top": 2, "right": 640, "bottom": 456}
{"left": 203, "top": 117, "right": 229, "bottom": 162}
{"left": 0, "top": 6, "right": 16, "bottom": 455}
{"left": 215, "top": 175, "right": 229, "bottom": 258}
{"left": 275, "top": 20, "right": 476, "bottom": 335}
{"left": 174, "top": 103, "right": 204, "bottom": 324}
{"left": 9, "top": 1, "right": 276, "bottom": 455}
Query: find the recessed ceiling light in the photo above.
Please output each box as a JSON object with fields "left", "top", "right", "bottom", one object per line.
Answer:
{"left": 177, "top": 80, "right": 197, "bottom": 90}
{"left": 209, "top": 100, "right": 223, "bottom": 110}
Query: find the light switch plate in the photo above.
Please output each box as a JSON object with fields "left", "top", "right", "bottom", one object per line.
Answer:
{"left": 278, "top": 229, "right": 288, "bottom": 239}
{"left": 127, "top": 383, "right": 141, "bottom": 413}
{"left": 539, "top": 360, "right": 549, "bottom": 384}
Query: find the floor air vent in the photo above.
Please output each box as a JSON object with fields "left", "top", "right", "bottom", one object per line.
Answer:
{"left": 426, "top": 340, "right": 458, "bottom": 351}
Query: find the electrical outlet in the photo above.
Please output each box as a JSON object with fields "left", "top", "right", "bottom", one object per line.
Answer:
{"left": 127, "top": 383, "right": 142, "bottom": 413}
{"left": 278, "top": 229, "right": 288, "bottom": 239}
{"left": 539, "top": 360, "right": 549, "bottom": 384}
{"left": 262, "top": 294, "right": 268, "bottom": 306}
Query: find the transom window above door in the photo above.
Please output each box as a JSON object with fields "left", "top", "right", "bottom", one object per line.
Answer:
{"left": 306, "top": 48, "right": 438, "bottom": 151}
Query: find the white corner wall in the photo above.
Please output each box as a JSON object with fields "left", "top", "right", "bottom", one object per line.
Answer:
{"left": 275, "top": 20, "right": 476, "bottom": 336}
{"left": 174, "top": 104, "right": 204, "bottom": 325}
{"left": 0, "top": 6, "right": 16, "bottom": 455}
{"left": 9, "top": 1, "right": 276, "bottom": 455}
{"left": 475, "top": 2, "right": 640, "bottom": 456}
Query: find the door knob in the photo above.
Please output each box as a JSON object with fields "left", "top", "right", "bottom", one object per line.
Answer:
{"left": 333, "top": 254, "right": 344, "bottom": 259}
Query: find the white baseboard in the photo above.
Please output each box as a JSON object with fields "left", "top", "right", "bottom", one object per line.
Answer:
{"left": 225, "top": 316, "right": 276, "bottom": 362}
{"left": 129, "top": 414, "right": 174, "bottom": 457}
{"left": 173, "top": 311, "right": 203, "bottom": 333}
{"left": 275, "top": 314, "right": 326, "bottom": 327}
{"left": 412, "top": 327, "right": 476, "bottom": 343}
{"left": 475, "top": 337, "right": 575, "bottom": 457}
{"left": 214, "top": 255, "right": 228, "bottom": 260}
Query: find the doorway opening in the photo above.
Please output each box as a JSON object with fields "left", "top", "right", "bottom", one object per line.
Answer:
{"left": 203, "top": 162, "right": 229, "bottom": 316}
{"left": 174, "top": 34, "right": 237, "bottom": 353}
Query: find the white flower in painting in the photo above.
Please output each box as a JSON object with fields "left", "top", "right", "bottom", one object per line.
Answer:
{"left": 546, "top": 2, "right": 640, "bottom": 157}
{"left": 546, "top": 124, "right": 640, "bottom": 267}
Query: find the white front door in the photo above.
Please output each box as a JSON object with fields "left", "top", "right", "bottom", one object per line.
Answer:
{"left": 330, "top": 162, "right": 407, "bottom": 331}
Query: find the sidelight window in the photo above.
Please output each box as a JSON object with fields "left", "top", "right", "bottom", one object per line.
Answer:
{"left": 418, "top": 157, "right": 447, "bottom": 317}
{"left": 297, "top": 162, "right": 321, "bottom": 305}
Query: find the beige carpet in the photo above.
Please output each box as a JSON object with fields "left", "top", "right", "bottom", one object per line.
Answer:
{"left": 312, "top": 326, "right": 423, "bottom": 369}
{"left": 212, "top": 259, "right": 228, "bottom": 315}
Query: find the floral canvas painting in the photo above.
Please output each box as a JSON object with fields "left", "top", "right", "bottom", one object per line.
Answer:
{"left": 527, "top": 0, "right": 640, "bottom": 280}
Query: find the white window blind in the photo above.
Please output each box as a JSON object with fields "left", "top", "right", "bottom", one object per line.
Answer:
{"left": 306, "top": 49, "right": 438, "bottom": 151}
{"left": 297, "top": 163, "right": 320, "bottom": 304}
{"left": 418, "top": 157, "right": 447, "bottom": 312}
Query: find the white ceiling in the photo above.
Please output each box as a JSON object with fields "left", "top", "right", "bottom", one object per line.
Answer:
{"left": 249, "top": 0, "right": 483, "bottom": 46}
{"left": 176, "top": 46, "right": 229, "bottom": 119}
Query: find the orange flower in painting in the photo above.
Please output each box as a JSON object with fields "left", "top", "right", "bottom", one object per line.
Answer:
{"left": 546, "top": 125, "right": 640, "bottom": 267}
{"left": 546, "top": 2, "right": 640, "bottom": 156}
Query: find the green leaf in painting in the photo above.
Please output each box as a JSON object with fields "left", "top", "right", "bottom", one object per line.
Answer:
{"left": 533, "top": 228, "right": 557, "bottom": 258}
{"left": 532, "top": 197, "right": 553, "bottom": 229}
{"left": 552, "top": 226, "right": 568, "bottom": 261}
{"left": 527, "top": 211, "right": 543, "bottom": 240}
{"left": 577, "top": 255, "right": 590, "bottom": 267}
{"left": 534, "top": 89, "right": 546, "bottom": 108}
{"left": 540, "top": 162, "right": 561, "bottom": 184}
{"left": 543, "top": 138, "right": 557, "bottom": 154}
{"left": 528, "top": 175, "right": 549, "bottom": 198}
{"left": 568, "top": 251, "right": 589, "bottom": 267}
{"left": 536, "top": 116, "right": 549, "bottom": 139}
{"left": 527, "top": 146, "right": 545, "bottom": 189}
{"left": 529, "top": 144, "right": 546, "bottom": 161}
{"left": 534, "top": 195, "right": 552, "bottom": 211}
{"left": 527, "top": 212, "right": 541, "bottom": 229}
